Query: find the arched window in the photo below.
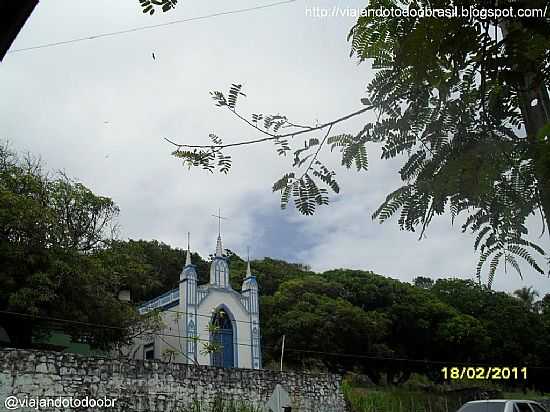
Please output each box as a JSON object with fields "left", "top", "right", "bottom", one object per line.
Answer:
{"left": 215, "top": 260, "right": 227, "bottom": 286}
{"left": 210, "top": 309, "right": 234, "bottom": 368}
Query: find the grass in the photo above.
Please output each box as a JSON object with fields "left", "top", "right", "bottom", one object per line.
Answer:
{"left": 179, "top": 398, "right": 264, "bottom": 412}
{"left": 502, "top": 391, "right": 550, "bottom": 401}
{"left": 342, "top": 377, "right": 549, "bottom": 412}
{"left": 342, "top": 382, "right": 465, "bottom": 412}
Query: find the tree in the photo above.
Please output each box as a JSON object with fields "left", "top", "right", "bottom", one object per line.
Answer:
{"left": 229, "top": 256, "right": 314, "bottom": 296}
{"left": 164, "top": 1, "right": 550, "bottom": 287}
{"left": 432, "top": 278, "right": 546, "bottom": 367}
{"left": 540, "top": 293, "right": 550, "bottom": 314}
{"left": 256, "top": 266, "right": 549, "bottom": 386}
{"left": 513, "top": 285, "right": 540, "bottom": 310}
{"left": 261, "top": 276, "right": 391, "bottom": 374}
{"left": 105, "top": 239, "right": 210, "bottom": 302}
{"left": 431, "top": 278, "right": 490, "bottom": 316}
{"left": 0, "top": 145, "right": 156, "bottom": 349}
{"left": 347, "top": 0, "right": 550, "bottom": 287}
{"left": 413, "top": 276, "right": 434, "bottom": 289}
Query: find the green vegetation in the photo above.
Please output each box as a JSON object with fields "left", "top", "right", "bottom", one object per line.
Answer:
{"left": 347, "top": 2, "right": 550, "bottom": 286}
{"left": 342, "top": 378, "right": 549, "bottom": 412}
{"left": 138, "top": 0, "right": 177, "bottom": 15}
{"left": 2, "top": 143, "right": 549, "bottom": 393}
{"left": 0, "top": 144, "right": 159, "bottom": 349}
{"left": 343, "top": 383, "right": 464, "bottom": 412}
{"left": 180, "top": 398, "right": 263, "bottom": 412}
{"left": 258, "top": 270, "right": 550, "bottom": 392}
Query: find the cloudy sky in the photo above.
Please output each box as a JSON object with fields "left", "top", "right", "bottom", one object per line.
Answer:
{"left": 1, "top": 0, "right": 549, "bottom": 294}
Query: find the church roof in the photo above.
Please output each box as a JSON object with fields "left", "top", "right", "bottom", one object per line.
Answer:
{"left": 138, "top": 288, "right": 179, "bottom": 314}
{"left": 138, "top": 231, "right": 258, "bottom": 314}
{"left": 137, "top": 282, "right": 247, "bottom": 315}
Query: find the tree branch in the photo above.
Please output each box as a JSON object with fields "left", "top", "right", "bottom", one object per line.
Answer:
{"left": 165, "top": 106, "right": 372, "bottom": 150}
{"left": 299, "top": 124, "right": 333, "bottom": 180}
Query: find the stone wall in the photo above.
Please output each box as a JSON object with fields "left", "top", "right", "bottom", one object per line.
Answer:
{"left": 0, "top": 348, "right": 347, "bottom": 412}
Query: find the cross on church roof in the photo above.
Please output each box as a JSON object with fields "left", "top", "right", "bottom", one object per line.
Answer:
{"left": 211, "top": 208, "right": 228, "bottom": 236}
{"left": 212, "top": 209, "right": 229, "bottom": 257}
{"left": 246, "top": 246, "right": 252, "bottom": 277}
{"left": 185, "top": 231, "right": 192, "bottom": 266}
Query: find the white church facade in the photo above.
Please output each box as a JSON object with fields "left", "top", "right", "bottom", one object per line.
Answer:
{"left": 130, "top": 233, "right": 262, "bottom": 369}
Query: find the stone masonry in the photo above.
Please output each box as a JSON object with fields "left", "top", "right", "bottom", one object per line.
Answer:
{"left": 0, "top": 348, "right": 347, "bottom": 411}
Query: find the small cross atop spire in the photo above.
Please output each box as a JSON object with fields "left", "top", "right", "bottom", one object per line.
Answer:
{"left": 211, "top": 208, "right": 227, "bottom": 237}
{"left": 212, "top": 209, "right": 228, "bottom": 257}
{"left": 246, "top": 246, "right": 252, "bottom": 277}
{"left": 185, "top": 231, "right": 192, "bottom": 266}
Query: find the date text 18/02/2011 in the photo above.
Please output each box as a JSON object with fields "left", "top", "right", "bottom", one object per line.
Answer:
{"left": 441, "top": 367, "right": 527, "bottom": 380}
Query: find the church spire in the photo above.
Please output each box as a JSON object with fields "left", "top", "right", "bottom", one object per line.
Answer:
{"left": 185, "top": 232, "right": 192, "bottom": 266}
{"left": 215, "top": 234, "right": 223, "bottom": 257}
{"left": 212, "top": 209, "right": 227, "bottom": 258}
{"left": 246, "top": 246, "right": 252, "bottom": 277}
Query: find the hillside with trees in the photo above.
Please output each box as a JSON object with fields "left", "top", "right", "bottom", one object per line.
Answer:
{"left": 1, "top": 144, "right": 548, "bottom": 392}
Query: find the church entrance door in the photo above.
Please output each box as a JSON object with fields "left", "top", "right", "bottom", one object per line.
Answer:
{"left": 211, "top": 310, "right": 234, "bottom": 368}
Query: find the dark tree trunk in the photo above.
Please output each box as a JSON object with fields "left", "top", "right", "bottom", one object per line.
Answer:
{"left": 517, "top": 71, "right": 550, "bottom": 238}
{"left": 501, "top": 21, "right": 550, "bottom": 241}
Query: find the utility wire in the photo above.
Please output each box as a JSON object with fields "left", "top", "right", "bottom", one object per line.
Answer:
{"left": 142, "top": 307, "right": 257, "bottom": 325}
{"left": 2, "top": 310, "right": 550, "bottom": 370}
{"left": 0, "top": 310, "right": 257, "bottom": 348}
{"left": 7, "top": 0, "right": 297, "bottom": 55}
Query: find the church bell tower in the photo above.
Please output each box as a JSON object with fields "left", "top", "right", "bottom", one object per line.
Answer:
{"left": 179, "top": 235, "right": 198, "bottom": 363}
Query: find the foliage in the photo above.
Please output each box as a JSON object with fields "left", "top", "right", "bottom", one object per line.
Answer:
{"left": 513, "top": 286, "right": 540, "bottom": 310}
{"left": 179, "top": 397, "right": 264, "bottom": 412}
{"left": 412, "top": 276, "right": 434, "bottom": 289}
{"left": 342, "top": 382, "right": 466, "bottom": 412}
{"left": 105, "top": 239, "right": 210, "bottom": 303}
{"left": 540, "top": 293, "right": 550, "bottom": 316}
{"left": 165, "top": 1, "right": 550, "bottom": 286}
{"left": 349, "top": 0, "right": 550, "bottom": 286}
{"left": 0, "top": 145, "right": 157, "bottom": 349}
{"left": 228, "top": 255, "right": 314, "bottom": 296}
{"left": 254, "top": 266, "right": 549, "bottom": 390}
{"left": 47, "top": 174, "right": 119, "bottom": 251}
{"left": 5, "top": 140, "right": 547, "bottom": 388}
{"left": 170, "top": 84, "right": 370, "bottom": 216}
{"left": 138, "top": 0, "right": 177, "bottom": 15}
{"left": 261, "top": 275, "right": 391, "bottom": 372}
{"left": 431, "top": 279, "right": 545, "bottom": 366}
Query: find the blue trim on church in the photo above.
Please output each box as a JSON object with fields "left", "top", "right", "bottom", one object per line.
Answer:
{"left": 138, "top": 288, "right": 179, "bottom": 314}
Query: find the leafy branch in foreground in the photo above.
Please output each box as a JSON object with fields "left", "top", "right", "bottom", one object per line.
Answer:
{"left": 166, "top": 83, "right": 371, "bottom": 215}
{"left": 138, "top": 0, "right": 178, "bottom": 15}
{"left": 350, "top": 0, "right": 550, "bottom": 286}
{"left": 172, "top": 133, "right": 232, "bottom": 174}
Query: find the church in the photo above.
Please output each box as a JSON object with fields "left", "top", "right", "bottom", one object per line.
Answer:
{"left": 131, "top": 232, "right": 262, "bottom": 369}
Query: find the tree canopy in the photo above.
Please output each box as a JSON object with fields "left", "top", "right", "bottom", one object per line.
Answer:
{"left": 257, "top": 268, "right": 549, "bottom": 390}
{"left": 0, "top": 145, "right": 157, "bottom": 349}
{"left": 2, "top": 143, "right": 548, "bottom": 388}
